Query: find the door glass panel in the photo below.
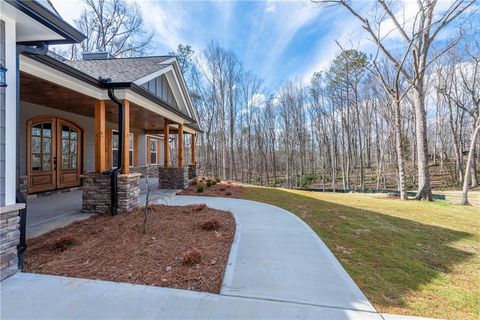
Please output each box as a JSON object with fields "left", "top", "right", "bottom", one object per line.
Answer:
{"left": 62, "top": 155, "right": 70, "bottom": 169}
{"left": 42, "top": 138, "right": 51, "bottom": 154}
{"left": 32, "top": 125, "right": 42, "bottom": 136}
{"left": 62, "top": 126, "right": 70, "bottom": 139}
{"left": 32, "top": 155, "right": 41, "bottom": 171}
{"left": 42, "top": 155, "right": 51, "bottom": 170}
{"left": 62, "top": 139, "right": 69, "bottom": 154}
{"left": 71, "top": 155, "right": 77, "bottom": 169}
{"left": 42, "top": 123, "right": 51, "bottom": 137}
{"left": 70, "top": 140, "right": 77, "bottom": 153}
{"left": 70, "top": 131, "right": 77, "bottom": 140}
{"left": 32, "top": 137, "right": 41, "bottom": 153}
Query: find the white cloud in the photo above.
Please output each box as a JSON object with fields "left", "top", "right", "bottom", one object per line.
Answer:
{"left": 265, "top": 3, "right": 276, "bottom": 13}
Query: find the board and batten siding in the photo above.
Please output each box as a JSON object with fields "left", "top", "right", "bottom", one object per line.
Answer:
{"left": 141, "top": 74, "right": 178, "bottom": 108}
{"left": 19, "top": 102, "right": 164, "bottom": 176}
{"left": 0, "top": 20, "right": 5, "bottom": 206}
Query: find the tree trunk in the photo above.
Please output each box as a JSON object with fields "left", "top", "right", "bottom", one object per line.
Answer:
{"left": 461, "top": 118, "right": 480, "bottom": 205}
{"left": 413, "top": 85, "right": 433, "bottom": 200}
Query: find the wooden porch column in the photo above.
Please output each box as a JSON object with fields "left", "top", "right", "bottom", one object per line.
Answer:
{"left": 122, "top": 100, "right": 130, "bottom": 174}
{"left": 178, "top": 124, "right": 184, "bottom": 167}
{"left": 164, "top": 119, "right": 170, "bottom": 168}
{"left": 95, "top": 100, "right": 106, "bottom": 173}
{"left": 191, "top": 133, "right": 196, "bottom": 165}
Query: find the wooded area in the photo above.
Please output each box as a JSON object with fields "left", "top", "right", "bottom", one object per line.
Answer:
{"left": 57, "top": 0, "right": 478, "bottom": 205}
{"left": 175, "top": 0, "right": 478, "bottom": 204}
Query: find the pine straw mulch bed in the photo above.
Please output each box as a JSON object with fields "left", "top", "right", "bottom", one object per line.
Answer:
{"left": 24, "top": 204, "right": 235, "bottom": 293}
{"left": 178, "top": 181, "right": 244, "bottom": 198}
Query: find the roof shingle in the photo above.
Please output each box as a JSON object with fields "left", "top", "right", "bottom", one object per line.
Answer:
{"left": 65, "top": 56, "right": 173, "bottom": 83}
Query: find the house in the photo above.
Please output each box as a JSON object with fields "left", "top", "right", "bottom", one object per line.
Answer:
{"left": 1, "top": 0, "right": 201, "bottom": 280}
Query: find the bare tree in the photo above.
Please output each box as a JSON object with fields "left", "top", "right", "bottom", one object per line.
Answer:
{"left": 315, "top": 0, "right": 476, "bottom": 200}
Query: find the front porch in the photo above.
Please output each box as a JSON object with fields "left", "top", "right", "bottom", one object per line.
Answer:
{"left": 19, "top": 58, "right": 199, "bottom": 215}
{"left": 26, "top": 180, "right": 180, "bottom": 238}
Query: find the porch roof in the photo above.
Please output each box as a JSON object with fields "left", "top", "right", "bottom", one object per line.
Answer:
{"left": 20, "top": 52, "right": 201, "bottom": 133}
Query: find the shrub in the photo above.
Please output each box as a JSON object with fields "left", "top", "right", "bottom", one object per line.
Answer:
{"left": 300, "top": 174, "right": 316, "bottom": 188}
{"left": 201, "top": 219, "right": 220, "bottom": 231}
{"left": 206, "top": 179, "right": 213, "bottom": 187}
{"left": 215, "top": 177, "right": 221, "bottom": 183}
{"left": 196, "top": 183, "right": 205, "bottom": 193}
{"left": 182, "top": 248, "right": 202, "bottom": 266}
{"left": 53, "top": 236, "right": 78, "bottom": 252}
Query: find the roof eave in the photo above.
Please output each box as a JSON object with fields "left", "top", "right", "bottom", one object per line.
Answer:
{"left": 21, "top": 53, "right": 201, "bottom": 131}
{"left": 7, "top": 0, "right": 86, "bottom": 45}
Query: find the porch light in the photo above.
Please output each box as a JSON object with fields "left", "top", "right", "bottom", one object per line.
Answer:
{"left": 0, "top": 64, "right": 6, "bottom": 87}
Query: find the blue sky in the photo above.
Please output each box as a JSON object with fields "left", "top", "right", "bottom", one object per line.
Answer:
{"left": 50, "top": 0, "right": 478, "bottom": 91}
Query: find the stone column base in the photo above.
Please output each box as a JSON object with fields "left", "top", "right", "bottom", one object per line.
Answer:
{"left": 81, "top": 173, "right": 141, "bottom": 214}
{"left": 1, "top": 203, "right": 24, "bottom": 281}
{"left": 188, "top": 164, "right": 197, "bottom": 180}
{"left": 158, "top": 167, "right": 188, "bottom": 189}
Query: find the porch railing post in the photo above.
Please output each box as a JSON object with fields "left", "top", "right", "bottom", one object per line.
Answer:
{"left": 191, "top": 133, "right": 196, "bottom": 165}
{"left": 121, "top": 100, "right": 130, "bottom": 174}
{"left": 178, "top": 123, "right": 184, "bottom": 167}
{"left": 164, "top": 119, "right": 170, "bottom": 168}
{"left": 95, "top": 100, "right": 106, "bottom": 173}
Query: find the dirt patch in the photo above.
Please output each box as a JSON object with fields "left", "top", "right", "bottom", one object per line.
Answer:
{"left": 178, "top": 180, "right": 244, "bottom": 198}
{"left": 24, "top": 204, "right": 235, "bottom": 293}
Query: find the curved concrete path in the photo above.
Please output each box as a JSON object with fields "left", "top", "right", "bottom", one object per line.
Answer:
{"left": 168, "top": 196, "right": 376, "bottom": 313}
{"left": 1, "top": 196, "right": 384, "bottom": 319}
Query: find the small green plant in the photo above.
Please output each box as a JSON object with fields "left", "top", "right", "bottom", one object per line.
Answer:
{"left": 206, "top": 179, "right": 214, "bottom": 187}
{"left": 300, "top": 174, "right": 316, "bottom": 188}
{"left": 215, "top": 177, "right": 221, "bottom": 183}
{"left": 196, "top": 183, "right": 205, "bottom": 193}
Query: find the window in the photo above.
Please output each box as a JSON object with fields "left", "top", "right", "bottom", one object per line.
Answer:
{"left": 149, "top": 138, "right": 158, "bottom": 165}
{"left": 112, "top": 131, "right": 134, "bottom": 168}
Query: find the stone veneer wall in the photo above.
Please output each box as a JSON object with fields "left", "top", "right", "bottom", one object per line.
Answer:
{"left": 130, "top": 165, "right": 159, "bottom": 178}
{"left": 81, "top": 173, "right": 141, "bottom": 214}
{"left": 158, "top": 167, "right": 188, "bottom": 189}
{"left": 1, "top": 204, "right": 24, "bottom": 280}
{"left": 188, "top": 165, "right": 197, "bottom": 180}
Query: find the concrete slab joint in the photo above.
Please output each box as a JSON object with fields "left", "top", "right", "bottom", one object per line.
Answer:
{"left": 81, "top": 173, "right": 141, "bottom": 214}
{"left": 158, "top": 167, "right": 189, "bottom": 189}
{"left": 0, "top": 203, "right": 25, "bottom": 281}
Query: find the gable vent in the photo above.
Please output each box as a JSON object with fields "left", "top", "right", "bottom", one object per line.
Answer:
{"left": 82, "top": 52, "right": 112, "bottom": 60}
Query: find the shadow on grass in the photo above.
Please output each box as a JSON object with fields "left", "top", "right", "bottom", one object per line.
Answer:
{"left": 242, "top": 187, "right": 475, "bottom": 311}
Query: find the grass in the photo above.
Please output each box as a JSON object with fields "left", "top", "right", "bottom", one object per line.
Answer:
{"left": 240, "top": 186, "right": 480, "bottom": 319}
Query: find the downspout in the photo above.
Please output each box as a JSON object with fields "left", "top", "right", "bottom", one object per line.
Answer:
{"left": 15, "top": 42, "right": 49, "bottom": 269}
{"left": 101, "top": 78, "right": 124, "bottom": 215}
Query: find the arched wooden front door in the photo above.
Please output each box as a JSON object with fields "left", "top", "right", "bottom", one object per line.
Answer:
{"left": 27, "top": 117, "right": 82, "bottom": 194}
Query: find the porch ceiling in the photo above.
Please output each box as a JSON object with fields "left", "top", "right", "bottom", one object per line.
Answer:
{"left": 20, "top": 72, "right": 180, "bottom": 132}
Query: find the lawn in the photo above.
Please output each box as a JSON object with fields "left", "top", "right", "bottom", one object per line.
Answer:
{"left": 240, "top": 186, "right": 479, "bottom": 320}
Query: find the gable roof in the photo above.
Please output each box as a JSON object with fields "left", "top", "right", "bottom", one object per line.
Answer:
{"left": 65, "top": 56, "right": 173, "bottom": 83}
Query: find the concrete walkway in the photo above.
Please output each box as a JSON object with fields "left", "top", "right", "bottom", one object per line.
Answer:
{"left": 1, "top": 196, "right": 389, "bottom": 319}
{"left": 26, "top": 190, "right": 90, "bottom": 239}
{"left": 167, "top": 196, "right": 376, "bottom": 313}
